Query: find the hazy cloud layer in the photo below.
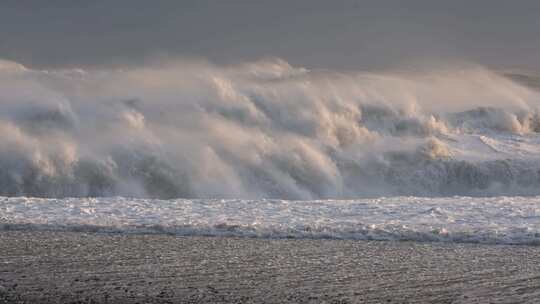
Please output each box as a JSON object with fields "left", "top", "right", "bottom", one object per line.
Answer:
{"left": 1, "top": 1, "right": 539, "bottom": 70}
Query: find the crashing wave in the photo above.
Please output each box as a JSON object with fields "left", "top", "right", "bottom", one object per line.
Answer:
{"left": 0, "top": 58, "right": 539, "bottom": 199}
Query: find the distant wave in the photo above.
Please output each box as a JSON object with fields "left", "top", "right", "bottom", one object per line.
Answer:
{"left": 1, "top": 196, "right": 540, "bottom": 245}
{"left": 0, "top": 58, "right": 540, "bottom": 199}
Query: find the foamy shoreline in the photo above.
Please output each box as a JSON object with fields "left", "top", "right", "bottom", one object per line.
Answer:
{"left": 2, "top": 196, "right": 540, "bottom": 245}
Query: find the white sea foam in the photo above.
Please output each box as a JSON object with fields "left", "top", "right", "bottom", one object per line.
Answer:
{"left": 1, "top": 196, "right": 540, "bottom": 245}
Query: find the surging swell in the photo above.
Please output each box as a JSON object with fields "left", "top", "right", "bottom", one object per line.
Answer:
{"left": 0, "top": 58, "right": 540, "bottom": 199}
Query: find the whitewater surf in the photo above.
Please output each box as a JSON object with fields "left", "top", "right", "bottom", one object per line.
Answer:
{"left": 1, "top": 58, "right": 540, "bottom": 247}
{"left": 0, "top": 58, "right": 540, "bottom": 199}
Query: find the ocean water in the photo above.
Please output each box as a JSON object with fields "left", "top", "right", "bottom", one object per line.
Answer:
{"left": 1, "top": 59, "right": 540, "bottom": 246}
{"left": 1, "top": 196, "right": 540, "bottom": 245}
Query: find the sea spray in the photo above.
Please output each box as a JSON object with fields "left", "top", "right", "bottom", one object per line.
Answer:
{"left": 0, "top": 58, "right": 539, "bottom": 198}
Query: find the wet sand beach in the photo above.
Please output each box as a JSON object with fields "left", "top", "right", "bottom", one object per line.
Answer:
{"left": 1, "top": 231, "right": 539, "bottom": 303}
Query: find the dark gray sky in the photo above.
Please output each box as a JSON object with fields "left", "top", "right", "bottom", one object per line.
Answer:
{"left": 1, "top": 0, "right": 539, "bottom": 70}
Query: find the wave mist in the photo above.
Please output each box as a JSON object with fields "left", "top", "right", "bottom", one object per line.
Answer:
{"left": 0, "top": 58, "right": 540, "bottom": 199}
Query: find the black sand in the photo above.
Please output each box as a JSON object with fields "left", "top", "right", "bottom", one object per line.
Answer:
{"left": 1, "top": 231, "right": 539, "bottom": 303}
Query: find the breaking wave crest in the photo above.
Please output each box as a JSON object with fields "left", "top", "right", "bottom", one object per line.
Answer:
{"left": 0, "top": 58, "right": 540, "bottom": 199}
